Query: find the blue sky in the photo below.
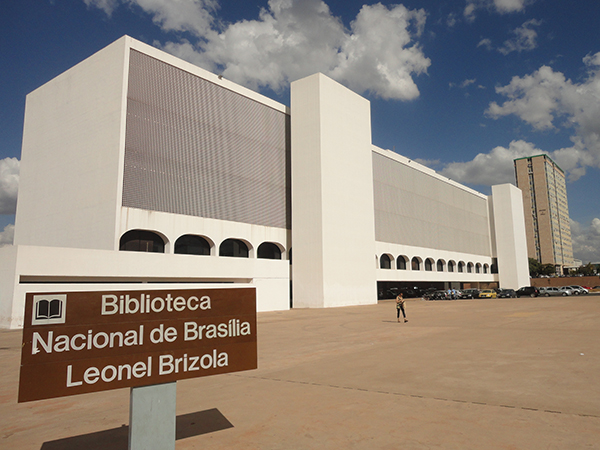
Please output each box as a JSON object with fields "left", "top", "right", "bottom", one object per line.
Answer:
{"left": 1, "top": 0, "right": 599, "bottom": 261}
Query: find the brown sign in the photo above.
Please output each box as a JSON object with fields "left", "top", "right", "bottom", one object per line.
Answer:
{"left": 18, "top": 288, "right": 257, "bottom": 402}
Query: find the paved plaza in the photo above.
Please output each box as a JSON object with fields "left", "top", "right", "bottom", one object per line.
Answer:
{"left": 2, "top": 296, "right": 600, "bottom": 449}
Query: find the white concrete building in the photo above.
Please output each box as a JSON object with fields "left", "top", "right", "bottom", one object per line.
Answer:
{"left": 0, "top": 36, "right": 529, "bottom": 328}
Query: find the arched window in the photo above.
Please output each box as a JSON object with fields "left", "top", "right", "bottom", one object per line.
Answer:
{"left": 483, "top": 264, "right": 489, "bottom": 274}
{"left": 219, "top": 239, "right": 249, "bottom": 258}
{"left": 425, "top": 258, "right": 433, "bottom": 271}
{"left": 476, "top": 263, "right": 482, "bottom": 274}
{"left": 175, "top": 235, "right": 210, "bottom": 255}
{"left": 120, "top": 230, "right": 165, "bottom": 253}
{"left": 467, "top": 262, "right": 474, "bottom": 273}
{"left": 257, "top": 242, "right": 282, "bottom": 260}
{"left": 448, "top": 260, "right": 455, "bottom": 272}
{"left": 458, "top": 261, "right": 465, "bottom": 273}
{"left": 397, "top": 256, "right": 407, "bottom": 270}
{"left": 380, "top": 254, "right": 392, "bottom": 269}
{"left": 411, "top": 257, "right": 421, "bottom": 271}
{"left": 437, "top": 259, "right": 445, "bottom": 272}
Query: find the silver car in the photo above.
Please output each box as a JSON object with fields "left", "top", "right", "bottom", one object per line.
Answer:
{"left": 558, "top": 287, "right": 573, "bottom": 296}
{"left": 539, "top": 287, "right": 562, "bottom": 297}
{"left": 569, "top": 285, "right": 589, "bottom": 295}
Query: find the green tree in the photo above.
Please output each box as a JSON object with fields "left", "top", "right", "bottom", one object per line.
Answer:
{"left": 540, "top": 264, "right": 556, "bottom": 276}
{"left": 577, "top": 262, "right": 595, "bottom": 276}
{"left": 529, "top": 258, "right": 541, "bottom": 277}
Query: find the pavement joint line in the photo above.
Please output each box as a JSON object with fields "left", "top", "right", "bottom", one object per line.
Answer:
{"left": 229, "top": 374, "right": 600, "bottom": 418}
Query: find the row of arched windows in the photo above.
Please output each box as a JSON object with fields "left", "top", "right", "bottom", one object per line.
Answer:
{"left": 119, "top": 229, "right": 285, "bottom": 260}
{"left": 378, "top": 254, "right": 489, "bottom": 274}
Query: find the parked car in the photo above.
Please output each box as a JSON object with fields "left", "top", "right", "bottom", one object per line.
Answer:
{"left": 418, "top": 287, "right": 438, "bottom": 298}
{"left": 539, "top": 286, "right": 562, "bottom": 297}
{"left": 385, "top": 287, "right": 419, "bottom": 299}
{"left": 427, "top": 290, "right": 449, "bottom": 300}
{"left": 568, "top": 285, "right": 589, "bottom": 295}
{"left": 497, "top": 289, "right": 516, "bottom": 298}
{"left": 479, "top": 289, "right": 497, "bottom": 298}
{"left": 516, "top": 286, "right": 540, "bottom": 297}
{"left": 558, "top": 286, "right": 573, "bottom": 296}
{"left": 590, "top": 286, "right": 600, "bottom": 293}
{"left": 460, "top": 288, "right": 480, "bottom": 299}
{"left": 400, "top": 287, "right": 421, "bottom": 298}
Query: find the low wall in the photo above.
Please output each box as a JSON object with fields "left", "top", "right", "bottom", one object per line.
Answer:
{"left": 530, "top": 276, "right": 600, "bottom": 288}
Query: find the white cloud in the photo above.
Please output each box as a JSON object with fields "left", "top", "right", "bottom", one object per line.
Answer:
{"left": 450, "top": 78, "right": 477, "bottom": 89}
{"left": 464, "top": 0, "right": 533, "bottom": 22}
{"left": 0, "top": 157, "right": 19, "bottom": 215}
{"left": 477, "top": 38, "right": 493, "bottom": 51}
{"left": 83, "top": 0, "right": 119, "bottom": 15}
{"left": 328, "top": 3, "right": 430, "bottom": 100}
{"left": 134, "top": 0, "right": 218, "bottom": 36}
{"left": 493, "top": 0, "right": 531, "bottom": 13}
{"left": 478, "top": 19, "right": 541, "bottom": 54}
{"left": 87, "top": 0, "right": 431, "bottom": 100}
{"left": 485, "top": 53, "right": 600, "bottom": 180}
{"left": 85, "top": 0, "right": 217, "bottom": 31}
{"left": 486, "top": 65, "right": 564, "bottom": 130}
{"left": 446, "top": 12, "right": 458, "bottom": 28}
{"left": 413, "top": 158, "right": 441, "bottom": 168}
{"left": 499, "top": 19, "right": 541, "bottom": 55}
{"left": 570, "top": 218, "right": 600, "bottom": 263}
{"left": 0, "top": 224, "right": 14, "bottom": 248}
{"left": 440, "top": 139, "right": 543, "bottom": 185}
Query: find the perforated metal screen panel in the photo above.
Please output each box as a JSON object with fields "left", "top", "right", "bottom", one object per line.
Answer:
{"left": 373, "top": 152, "right": 491, "bottom": 256}
{"left": 123, "top": 50, "right": 291, "bottom": 229}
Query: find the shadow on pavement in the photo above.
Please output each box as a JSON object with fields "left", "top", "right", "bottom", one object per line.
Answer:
{"left": 40, "top": 408, "right": 233, "bottom": 449}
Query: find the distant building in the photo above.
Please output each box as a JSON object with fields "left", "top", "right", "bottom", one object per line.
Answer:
{"left": 514, "top": 154, "right": 574, "bottom": 273}
{"left": 0, "top": 36, "right": 530, "bottom": 328}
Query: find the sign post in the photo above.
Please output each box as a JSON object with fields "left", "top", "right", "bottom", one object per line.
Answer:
{"left": 129, "top": 382, "right": 177, "bottom": 450}
{"left": 18, "top": 288, "right": 257, "bottom": 449}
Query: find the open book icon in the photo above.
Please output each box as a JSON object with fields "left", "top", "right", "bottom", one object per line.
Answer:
{"left": 35, "top": 298, "right": 63, "bottom": 320}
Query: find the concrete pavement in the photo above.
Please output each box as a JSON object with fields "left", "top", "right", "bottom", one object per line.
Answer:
{"left": 2, "top": 296, "right": 600, "bottom": 449}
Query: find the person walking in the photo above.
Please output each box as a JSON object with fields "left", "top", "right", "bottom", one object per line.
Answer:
{"left": 396, "top": 294, "right": 407, "bottom": 323}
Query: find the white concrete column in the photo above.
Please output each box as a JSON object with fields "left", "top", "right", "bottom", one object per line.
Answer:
{"left": 491, "top": 184, "right": 530, "bottom": 289}
{"left": 291, "top": 73, "right": 377, "bottom": 308}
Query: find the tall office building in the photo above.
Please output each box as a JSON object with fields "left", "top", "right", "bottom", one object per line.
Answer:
{"left": 514, "top": 154, "right": 574, "bottom": 272}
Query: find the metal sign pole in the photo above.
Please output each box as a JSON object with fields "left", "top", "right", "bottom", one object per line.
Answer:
{"left": 129, "top": 382, "right": 177, "bottom": 450}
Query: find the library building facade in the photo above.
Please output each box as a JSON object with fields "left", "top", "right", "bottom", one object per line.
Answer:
{"left": 0, "top": 36, "right": 529, "bottom": 328}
